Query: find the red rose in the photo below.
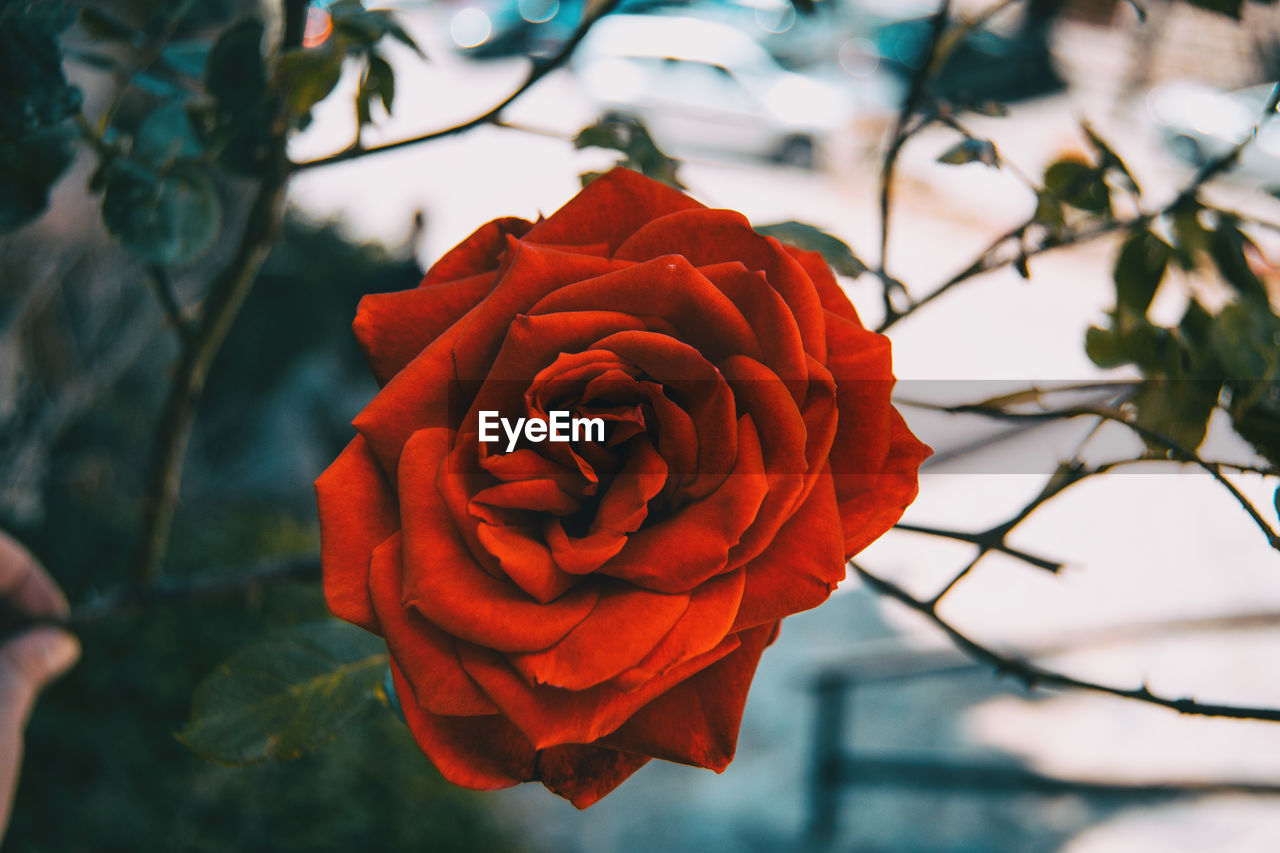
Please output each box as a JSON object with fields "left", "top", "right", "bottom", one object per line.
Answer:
{"left": 315, "top": 168, "right": 929, "bottom": 807}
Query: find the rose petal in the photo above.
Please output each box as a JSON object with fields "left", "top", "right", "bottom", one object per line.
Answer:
{"left": 523, "top": 168, "right": 704, "bottom": 253}
{"left": 601, "top": 621, "right": 773, "bottom": 771}
{"left": 592, "top": 330, "right": 737, "bottom": 501}
{"left": 314, "top": 435, "right": 396, "bottom": 631}
{"left": 420, "top": 216, "right": 531, "bottom": 287}
{"left": 459, "top": 634, "right": 740, "bottom": 749}
{"left": 509, "top": 580, "right": 690, "bottom": 690}
{"left": 783, "top": 244, "right": 863, "bottom": 327}
{"left": 391, "top": 660, "right": 536, "bottom": 790}
{"left": 399, "top": 428, "right": 598, "bottom": 652}
{"left": 836, "top": 407, "right": 931, "bottom": 559}
{"left": 536, "top": 745, "right": 650, "bottom": 809}
{"left": 598, "top": 415, "right": 768, "bottom": 593}
{"left": 528, "top": 255, "right": 763, "bottom": 364}
{"left": 698, "top": 261, "right": 808, "bottom": 389}
{"left": 731, "top": 470, "right": 846, "bottom": 632}
{"left": 609, "top": 567, "right": 745, "bottom": 691}
{"left": 475, "top": 522, "right": 579, "bottom": 604}
{"left": 354, "top": 271, "right": 495, "bottom": 386}
{"left": 369, "top": 533, "right": 498, "bottom": 715}
{"left": 613, "top": 208, "right": 827, "bottom": 362}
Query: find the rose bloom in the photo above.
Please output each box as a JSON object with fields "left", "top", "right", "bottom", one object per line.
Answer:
{"left": 316, "top": 168, "right": 929, "bottom": 807}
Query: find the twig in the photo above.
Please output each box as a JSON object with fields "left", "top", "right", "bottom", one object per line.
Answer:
{"left": 2, "top": 555, "right": 321, "bottom": 641}
{"left": 292, "top": 0, "right": 626, "bottom": 172}
{"left": 853, "top": 563, "right": 1280, "bottom": 723}
{"left": 877, "top": 0, "right": 953, "bottom": 315}
{"left": 893, "top": 522, "right": 1063, "bottom": 572}
{"left": 147, "top": 264, "right": 192, "bottom": 341}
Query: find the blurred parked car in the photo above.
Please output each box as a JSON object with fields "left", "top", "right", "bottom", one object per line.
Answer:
{"left": 572, "top": 14, "right": 857, "bottom": 168}
{"left": 1146, "top": 81, "right": 1280, "bottom": 187}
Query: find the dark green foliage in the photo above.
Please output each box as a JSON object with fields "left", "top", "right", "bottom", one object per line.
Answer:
{"left": 101, "top": 161, "right": 221, "bottom": 265}
{"left": 0, "top": 125, "right": 76, "bottom": 231}
{"left": 4, "top": 220, "right": 515, "bottom": 851}
{"left": 0, "top": 0, "right": 81, "bottom": 231}
{"left": 179, "top": 621, "right": 390, "bottom": 764}
{"left": 1043, "top": 159, "right": 1111, "bottom": 215}
{"left": 1113, "top": 230, "right": 1171, "bottom": 315}
{"left": 755, "top": 221, "right": 868, "bottom": 277}
{"left": 577, "top": 114, "right": 685, "bottom": 190}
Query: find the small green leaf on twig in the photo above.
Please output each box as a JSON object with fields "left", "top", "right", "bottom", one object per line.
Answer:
{"left": 1114, "top": 229, "right": 1172, "bottom": 315}
{"left": 575, "top": 115, "right": 684, "bottom": 190}
{"left": 178, "top": 621, "right": 388, "bottom": 764}
{"left": 357, "top": 55, "right": 396, "bottom": 126}
{"left": 1044, "top": 159, "right": 1111, "bottom": 215}
{"left": 275, "top": 45, "right": 345, "bottom": 121}
{"left": 755, "top": 221, "right": 868, "bottom": 277}
{"left": 134, "top": 102, "right": 203, "bottom": 166}
{"left": 937, "top": 138, "right": 998, "bottom": 167}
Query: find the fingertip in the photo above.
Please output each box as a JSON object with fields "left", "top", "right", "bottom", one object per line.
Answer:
{"left": 0, "top": 627, "right": 80, "bottom": 691}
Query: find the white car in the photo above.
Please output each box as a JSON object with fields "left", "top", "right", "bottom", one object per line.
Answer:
{"left": 572, "top": 14, "right": 858, "bottom": 168}
{"left": 1146, "top": 80, "right": 1280, "bottom": 186}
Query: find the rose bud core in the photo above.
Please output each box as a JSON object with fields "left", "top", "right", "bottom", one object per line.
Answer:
{"left": 315, "top": 168, "right": 930, "bottom": 807}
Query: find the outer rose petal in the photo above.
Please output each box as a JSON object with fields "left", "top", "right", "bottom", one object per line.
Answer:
{"left": 368, "top": 533, "right": 498, "bottom": 716}
{"left": 731, "top": 470, "right": 846, "bottom": 632}
{"left": 782, "top": 244, "right": 864, "bottom": 327}
{"left": 536, "top": 745, "right": 650, "bottom": 809}
{"left": 836, "top": 407, "right": 932, "bottom": 558}
{"left": 601, "top": 622, "right": 774, "bottom": 771}
{"left": 523, "top": 168, "right": 704, "bottom": 252}
{"left": 391, "top": 660, "right": 536, "bottom": 790}
{"left": 459, "top": 634, "right": 741, "bottom": 750}
{"left": 354, "top": 272, "right": 495, "bottom": 386}
{"left": 420, "top": 216, "right": 531, "bottom": 287}
{"left": 314, "top": 435, "right": 396, "bottom": 631}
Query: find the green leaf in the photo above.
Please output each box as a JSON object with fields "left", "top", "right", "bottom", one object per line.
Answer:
{"left": 1033, "top": 190, "right": 1065, "bottom": 236}
{"left": 575, "top": 115, "right": 684, "bottom": 190}
{"left": 1209, "top": 220, "right": 1268, "bottom": 302}
{"left": 937, "top": 138, "right": 998, "bottom": 167}
{"left": 0, "top": 127, "right": 76, "bottom": 233}
{"left": 134, "top": 102, "right": 203, "bottom": 166}
{"left": 331, "top": 3, "right": 426, "bottom": 58}
{"left": 159, "top": 40, "right": 212, "bottom": 78}
{"left": 0, "top": 2, "right": 82, "bottom": 139}
{"left": 1114, "top": 229, "right": 1171, "bottom": 315}
{"left": 1131, "top": 378, "right": 1219, "bottom": 454}
{"left": 357, "top": 54, "right": 396, "bottom": 126}
{"left": 754, "top": 221, "right": 868, "bottom": 277}
{"left": 206, "top": 19, "right": 267, "bottom": 113}
{"left": 1085, "top": 324, "right": 1126, "bottom": 368}
{"left": 102, "top": 164, "right": 221, "bottom": 266}
{"left": 1082, "top": 122, "right": 1140, "bottom": 195}
{"left": 178, "top": 621, "right": 389, "bottom": 764}
{"left": 275, "top": 46, "right": 345, "bottom": 120}
{"left": 1044, "top": 159, "right": 1111, "bottom": 214}
{"left": 1170, "top": 202, "right": 1209, "bottom": 270}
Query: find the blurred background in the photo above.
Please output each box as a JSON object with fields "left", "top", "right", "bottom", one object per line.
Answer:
{"left": 3, "top": 0, "right": 1280, "bottom": 849}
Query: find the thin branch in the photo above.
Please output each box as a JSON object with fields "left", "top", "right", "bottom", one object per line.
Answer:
{"left": 893, "top": 522, "right": 1063, "bottom": 572}
{"left": 876, "top": 79, "right": 1280, "bottom": 334}
{"left": 292, "top": 0, "right": 626, "bottom": 172}
{"left": 147, "top": 264, "right": 192, "bottom": 342}
{"left": 853, "top": 562, "right": 1280, "bottom": 723}
{"left": 877, "top": 0, "right": 953, "bottom": 312}
{"left": 2, "top": 555, "right": 321, "bottom": 641}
